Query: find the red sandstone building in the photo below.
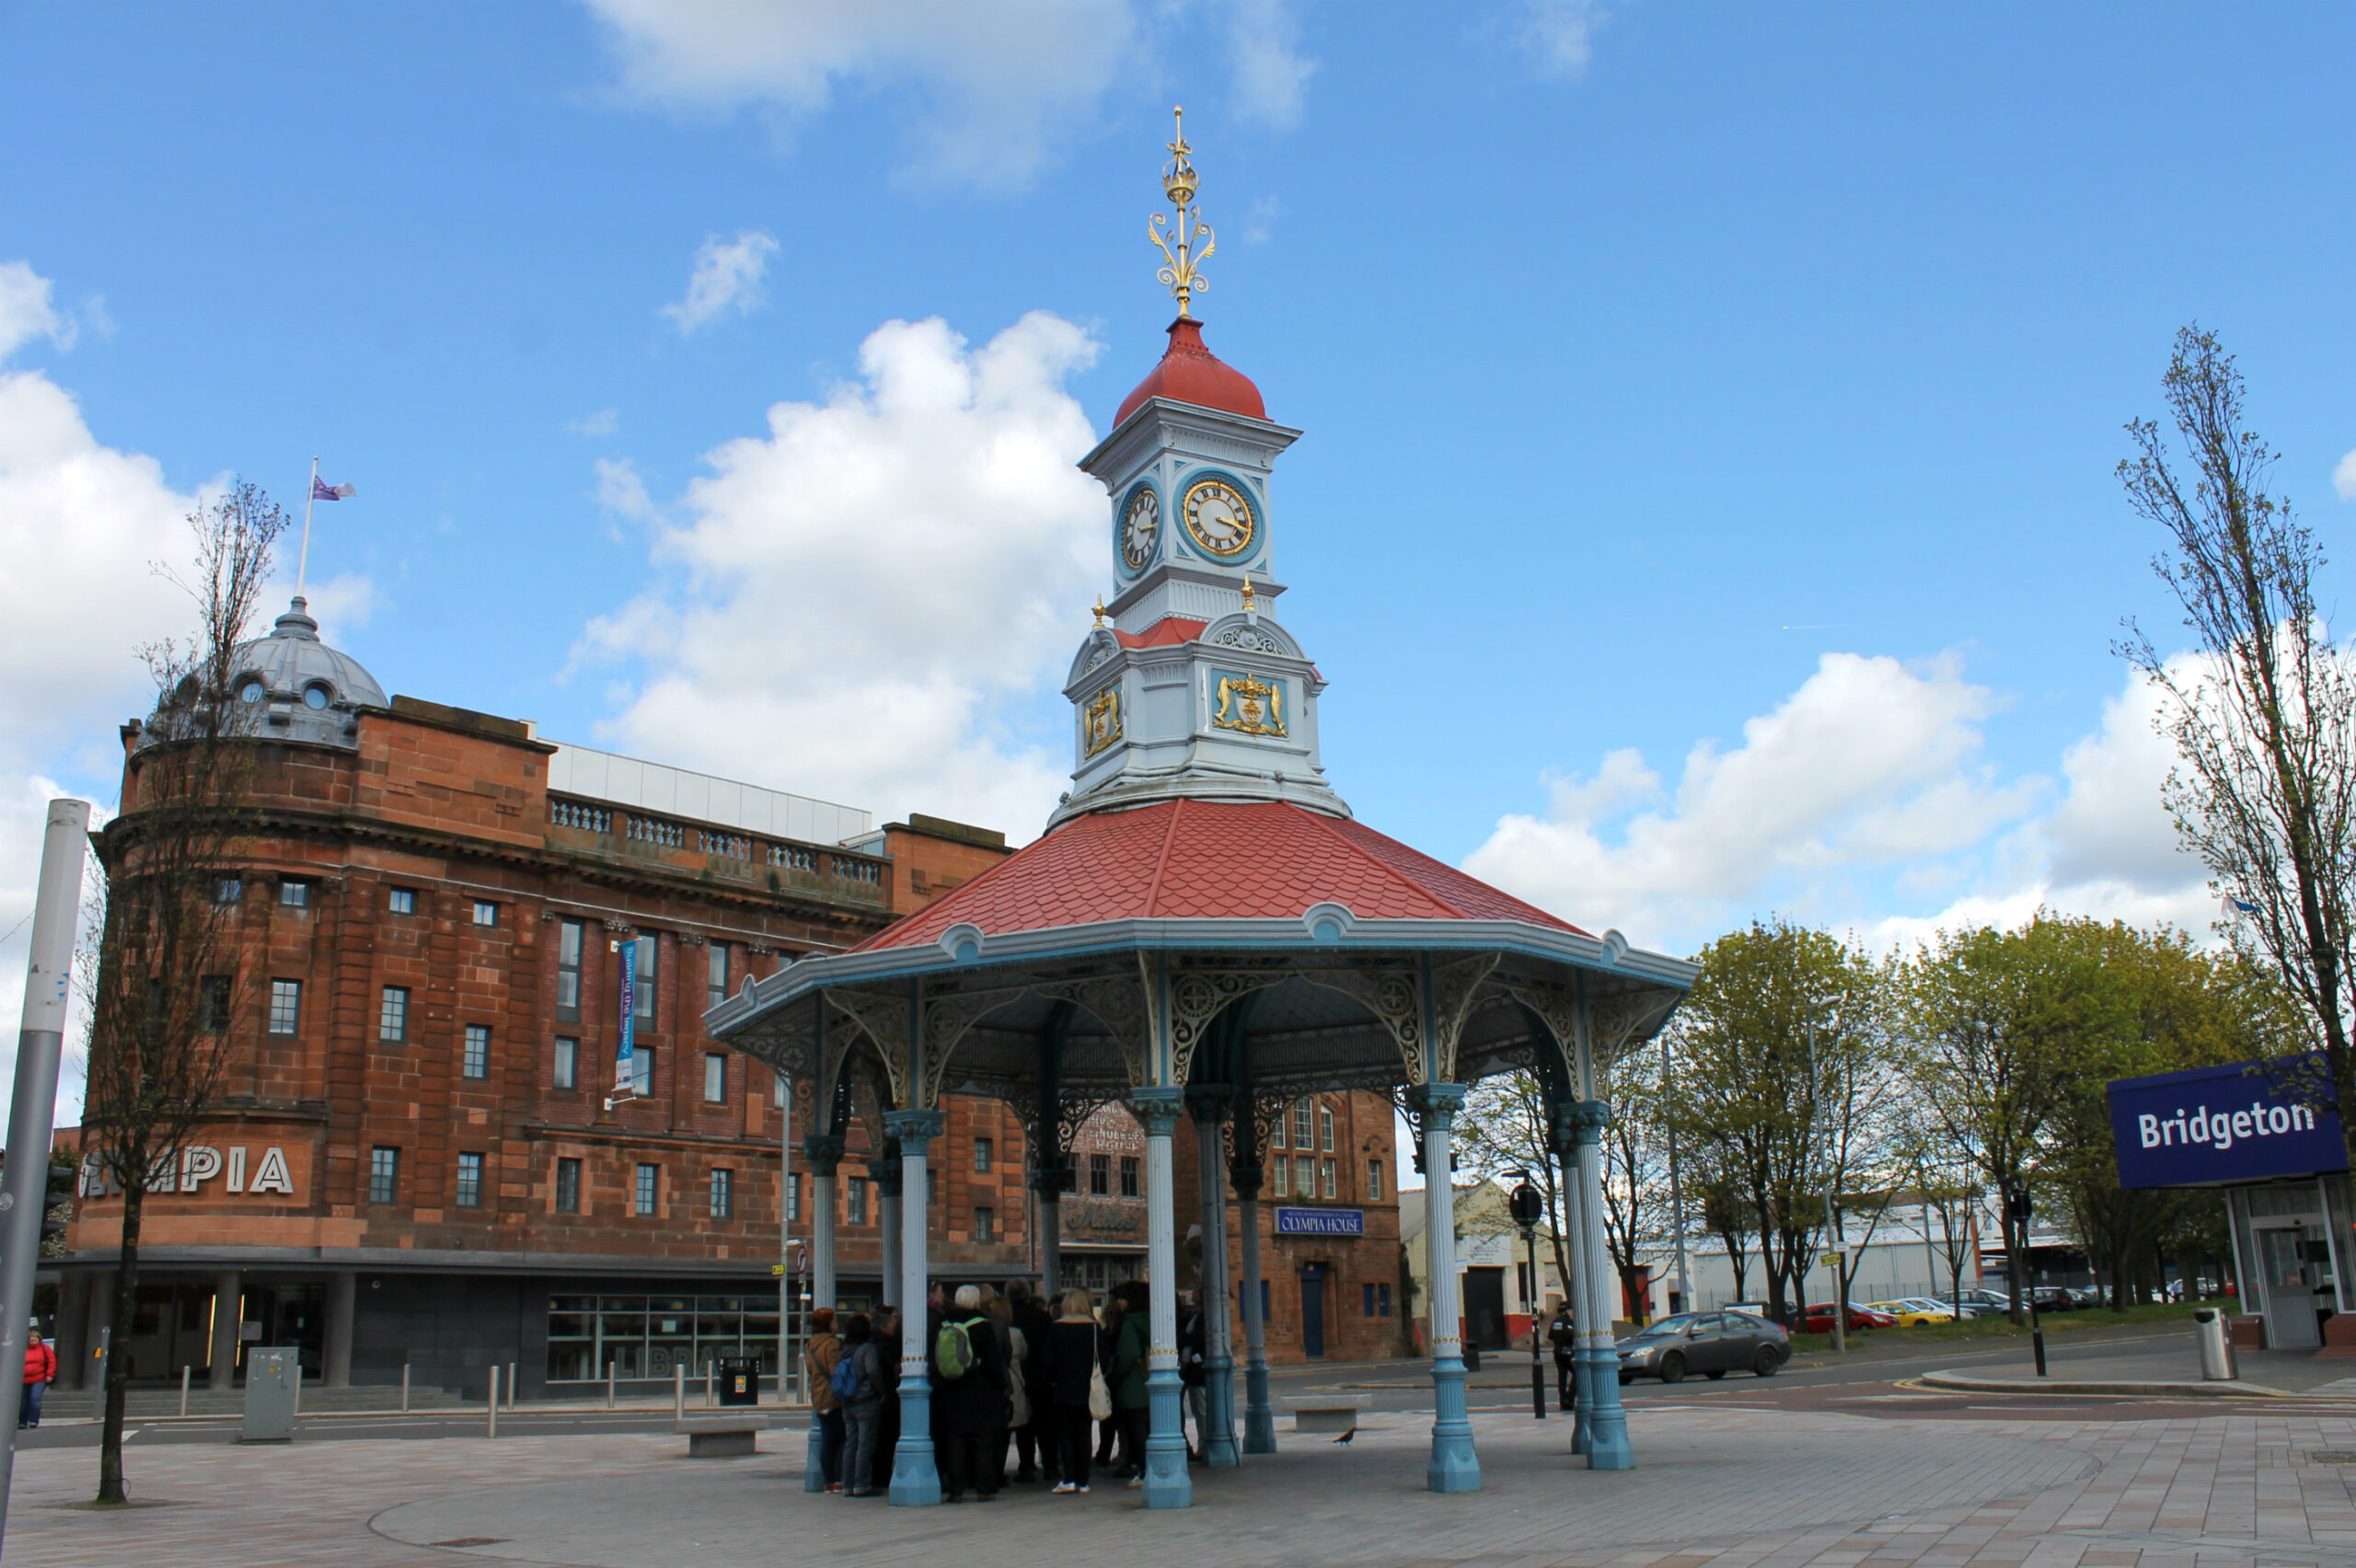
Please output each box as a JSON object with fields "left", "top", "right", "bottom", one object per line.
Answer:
{"left": 54, "top": 600, "right": 1403, "bottom": 1398}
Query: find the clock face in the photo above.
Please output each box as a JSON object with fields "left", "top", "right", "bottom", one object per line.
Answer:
{"left": 1182, "top": 478, "right": 1256, "bottom": 558}
{"left": 1121, "top": 487, "right": 1160, "bottom": 571}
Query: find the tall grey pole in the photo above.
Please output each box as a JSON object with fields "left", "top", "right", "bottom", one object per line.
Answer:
{"left": 0, "top": 799, "right": 91, "bottom": 1553}
{"left": 777, "top": 1074, "right": 792, "bottom": 1402}
{"left": 1807, "top": 1022, "right": 1844, "bottom": 1355}
{"left": 1661, "top": 1032, "right": 1691, "bottom": 1314}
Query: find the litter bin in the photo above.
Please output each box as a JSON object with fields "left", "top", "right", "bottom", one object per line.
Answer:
{"left": 2194, "top": 1307, "right": 2238, "bottom": 1380}
{"left": 718, "top": 1355, "right": 759, "bottom": 1407}
{"left": 1462, "top": 1341, "right": 1482, "bottom": 1374}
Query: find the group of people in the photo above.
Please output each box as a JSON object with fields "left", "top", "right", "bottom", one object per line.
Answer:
{"left": 802, "top": 1278, "right": 1211, "bottom": 1503}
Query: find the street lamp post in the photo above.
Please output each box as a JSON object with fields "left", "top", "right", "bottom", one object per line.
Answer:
{"left": 1507, "top": 1174, "right": 1546, "bottom": 1421}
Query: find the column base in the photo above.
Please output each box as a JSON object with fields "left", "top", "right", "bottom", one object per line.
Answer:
{"left": 1242, "top": 1355, "right": 1276, "bottom": 1454}
{"left": 1426, "top": 1354, "right": 1483, "bottom": 1493}
{"left": 804, "top": 1412, "right": 830, "bottom": 1493}
{"left": 1143, "top": 1372, "right": 1193, "bottom": 1508}
{"left": 1580, "top": 1346, "right": 1634, "bottom": 1470}
{"left": 888, "top": 1378, "right": 941, "bottom": 1505}
{"left": 1204, "top": 1358, "right": 1240, "bottom": 1467}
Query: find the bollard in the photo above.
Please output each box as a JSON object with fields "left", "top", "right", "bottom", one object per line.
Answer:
{"left": 179, "top": 1365, "right": 191, "bottom": 1418}
{"left": 606, "top": 1360, "right": 616, "bottom": 1411}
{"left": 673, "top": 1364, "right": 685, "bottom": 1422}
{"left": 488, "top": 1365, "right": 500, "bottom": 1439}
{"left": 508, "top": 1361, "right": 517, "bottom": 1411}
{"left": 292, "top": 1364, "right": 301, "bottom": 1417}
{"left": 401, "top": 1363, "right": 410, "bottom": 1414}
{"left": 705, "top": 1362, "right": 714, "bottom": 1409}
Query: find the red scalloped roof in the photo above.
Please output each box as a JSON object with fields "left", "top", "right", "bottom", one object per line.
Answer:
{"left": 1114, "top": 318, "right": 1267, "bottom": 427}
{"left": 857, "top": 799, "right": 1584, "bottom": 952}
{"left": 1113, "top": 617, "right": 1205, "bottom": 649}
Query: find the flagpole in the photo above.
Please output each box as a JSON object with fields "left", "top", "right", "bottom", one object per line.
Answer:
{"left": 297, "top": 455, "right": 318, "bottom": 601}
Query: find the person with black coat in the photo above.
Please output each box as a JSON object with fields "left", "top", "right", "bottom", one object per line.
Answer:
{"left": 933, "top": 1285, "right": 1008, "bottom": 1503}
{"left": 1041, "top": 1287, "right": 1109, "bottom": 1494}
{"left": 1547, "top": 1304, "right": 1577, "bottom": 1411}
{"left": 1008, "top": 1278, "right": 1057, "bottom": 1483}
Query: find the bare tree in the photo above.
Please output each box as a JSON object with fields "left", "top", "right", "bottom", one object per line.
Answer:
{"left": 1598, "top": 1045, "right": 1670, "bottom": 1321}
{"left": 81, "top": 482, "right": 284, "bottom": 1505}
{"left": 2118, "top": 326, "right": 2356, "bottom": 1172}
{"left": 1455, "top": 1073, "right": 1575, "bottom": 1309}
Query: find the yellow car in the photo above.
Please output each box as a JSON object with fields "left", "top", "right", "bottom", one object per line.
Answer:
{"left": 1867, "top": 1298, "right": 1955, "bottom": 1326}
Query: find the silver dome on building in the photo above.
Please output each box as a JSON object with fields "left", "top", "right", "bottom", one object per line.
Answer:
{"left": 144, "top": 596, "right": 387, "bottom": 751}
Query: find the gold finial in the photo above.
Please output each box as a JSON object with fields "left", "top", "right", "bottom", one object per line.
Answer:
{"left": 1092, "top": 596, "right": 1107, "bottom": 628}
{"left": 1240, "top": 572, "right": 1256, "bottom": 613}
{"left": 1149, "top": 105, "right": 1215, "bottom": 317}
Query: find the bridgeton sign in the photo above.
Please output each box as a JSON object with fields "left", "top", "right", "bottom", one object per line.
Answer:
{"left": 2108, "top": 1057, "right": 2346, "bottom": 1190}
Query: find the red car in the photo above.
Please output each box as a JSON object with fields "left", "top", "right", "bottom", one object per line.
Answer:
{"left": 1802, "top": 1302, "right": 1897, "bottom": 1333}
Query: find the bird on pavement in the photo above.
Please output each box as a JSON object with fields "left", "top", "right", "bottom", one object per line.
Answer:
{"left": 1332, "top": 1431, "right": 1354, "bottom": 1445}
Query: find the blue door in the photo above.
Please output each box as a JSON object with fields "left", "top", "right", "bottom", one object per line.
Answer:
{"left": 1300, "top": 1268, "right": 1326, "bottom": 1359}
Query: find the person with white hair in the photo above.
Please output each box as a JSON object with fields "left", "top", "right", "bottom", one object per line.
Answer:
{"left": 934, "top": 1284, "right": 1008, "bottom": 1503}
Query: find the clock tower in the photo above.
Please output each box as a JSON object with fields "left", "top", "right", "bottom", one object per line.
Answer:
{"left": 1052, "top": 110, "right": 1345, "bottom": 829}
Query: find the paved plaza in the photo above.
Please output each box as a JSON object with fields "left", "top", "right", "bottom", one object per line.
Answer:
{"left": 15, "top": 1397, "right": 2356, "bottom": 1568}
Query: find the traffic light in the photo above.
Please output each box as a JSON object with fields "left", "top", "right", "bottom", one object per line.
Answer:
{"left": 2002, "top": 1182, "right": 2033, "bottom": 1227}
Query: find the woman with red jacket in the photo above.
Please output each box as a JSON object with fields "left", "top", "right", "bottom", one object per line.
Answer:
{"left": 21, "top": 1323, "right": 56, "bottom": 1429}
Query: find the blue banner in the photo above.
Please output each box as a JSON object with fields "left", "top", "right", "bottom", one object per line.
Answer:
{"left": 1275, "top": 1206, "right": 1364, "bottom": 1237}
{"left": 2108, "top": 1057, "right": 2345, "bottom": 1189}
{"left": 615, "top": 938, "right": 637, "bottom": 1095}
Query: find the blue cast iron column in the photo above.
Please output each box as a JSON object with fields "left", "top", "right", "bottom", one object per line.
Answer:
{"left": 872, "top": 1147, "right": 903, "bottom": 1309}
{"left": 1131, "top": 1086, "right": 1193, "bottom": 1508}
{"left": 1230, "top": 1151, "right": 1276, "bottom": 1454}
{"left": 1410, "top": 1082, "right": 1480, "bottom": 1493}
{"left": 1190, "top": 1087, "right": 1239, "bottom": 1467}
{"left": 1569, "top": 1098, "right": 1633, "bottom": 1470}
{"left": 884, "top": 1109, "right": 945, "bottom": 1505}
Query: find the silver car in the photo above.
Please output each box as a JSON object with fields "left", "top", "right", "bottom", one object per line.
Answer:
{"left": 1615, "top": 1310, "right": 1791, "bottom": 1384}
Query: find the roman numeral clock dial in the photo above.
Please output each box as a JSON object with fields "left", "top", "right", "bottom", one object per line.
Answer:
{"left": 1182, "top": 478, "right": 1255, "bottom": 558}
{"left": 1122, "top": 486, "right": 1161, "bottom": 571}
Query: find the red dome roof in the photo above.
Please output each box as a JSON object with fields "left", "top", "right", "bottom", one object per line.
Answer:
{"left": 858, "top": 799, "right": 1582, "bottom": 952}
{"left": 1113, "top": 318, "right": 1267, "bottom": 427}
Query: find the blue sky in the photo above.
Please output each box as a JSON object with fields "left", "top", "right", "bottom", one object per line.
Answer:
{"left": 4, "top": 0, "right": 2354, "bottom": 1012}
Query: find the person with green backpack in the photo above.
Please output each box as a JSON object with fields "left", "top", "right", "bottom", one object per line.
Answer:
{"left": 933, "top": 1285, "right": 1007, "bottom": 1503}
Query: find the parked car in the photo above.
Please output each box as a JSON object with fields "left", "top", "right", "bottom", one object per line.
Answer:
{"left": 1934, "top": 1289, "right": 2009, "bottom": 1319}
{"left": 2027, "top": 1286, "right": 2077, "bottom": 1312}
{"left": 1615, "top": 1310, "right": 1790, "bottom": 1384}
{"left": 1801, "top": 1301, "right": 1898, "bottom": 1333}
{"left": 1866, "top": 1298, "right": 1955, "bottom": 1326}
{"left": 2066, "top": 1286, "right": 2104, "bottom": 1308}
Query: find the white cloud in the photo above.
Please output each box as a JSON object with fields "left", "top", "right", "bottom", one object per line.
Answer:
{"left": 571, "top": 408, "right": 620, "bottom": 438}
{"left": 1517, "top": 0, "right": 1609, "bottom": 80}
{"left": 593, "top": 455, "right": 657, "bottom": 523}
{"left": 583, "top": 0, "right": 1139, "bottom": 189}
{"left": 0, "top": 260, "right": 75, "bottom": 358}
{"left": 2334, "top": 448, "right": 2356, "bottom": 501}
{"left": 1241, "top": 194, "right": 1284, "bottom": 247}
{"left": 1226, "top": 0, "right": 1315, "bottom": 131}
{"left": 1465, "top": 652, "right": 2039, "bottom": 950}
{"left": 661, "top": 231, "right": 780, "bottom": 335}
{"left": 577, "top": 310, "right": 1106, "bottom": 838}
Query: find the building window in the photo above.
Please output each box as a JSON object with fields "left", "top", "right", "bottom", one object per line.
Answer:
{"left": 974, "top": 1137, "right": 993, "bottom": 1174}
{"left": 556, "top": 1157, "right": 582, "bottom": 1214}
{"left": 280, "top": 881, "right": 309, "bottom": 908}
{"left": 368, "top": 1147, "right": 398, "bottom": 1205}
{"left": 1293, "top": 1100, "right": 1313, "bottom": 1149}
{"left": 1321, "top": 1158, "right": 1337, "bottom": 1200}
{"left": 1261, "top": 1280, "right": 1271, "bottom": 1320}
{"left": 472, "top": 900, "right": 498, "bottom": 928}
{"left": 635, "top": 1164, "right": 658, "bottom": 1216}
{"left": 379, "top": 986, "right": 409, "bottom": 1043}
{"left": 773, "top": 1071, "right": 788, "bottom": 1108}
{"left": 1270, "top": 1111, "right": 1286, "bottom": 1149}
{"left": 1364, "top": 1282, "right": 1392, "bottom": 1318}
{"left": 707, "top": 942, "right": 729, "bottom": 1012}
{"left": 557, "top": 918, "right": 583, "bottom": 1020}
{"left": 1320, "top": 1103, "right": 1334, "bottom": 1152}
{"left": 710, "top": 1168, "right": 733, "bottom": 1219}
{"left": 631, "top": 1043, "right": 653, "bottom": 1096}
{"left": 1089, "top": 1153, "right": 1110, "bottom": 1195}
{"left": 214, "top": 877, "right": 243, "bottom": 905}
{"left": 846, "top": 1177, "right": 867, "bottom": 1226}
{"left": 703, "top": 1053, "right": 726, "bottom": 1103}
{"left": 462, "top": 1024, "right": 490, "bottom": 1079}
{"left": 267, "top": 979, "right": 301, "bottom": 1035}
{"left": 554, "top": 1037, "right": 578, "bottom": 1090}
{"left": 974, "top": 1206, "right": 996, "bottom": 1243}
{"left": 786, "top": 1171, "right": 802, "bottom": 1224}
{"left": 1367, "top": 1159, "right": 1383, "bottom": 1202}
{"left": 1119, "top": 1156, "right": 1139, "bottom": 1199}
{"left": 199, "top": 975, "right": 231, "bottom": 1032}
{"left": 926, "top": 1168, "right": 938, "bottom": 1207}
{"left": 387, "top": 887, "right": 416, "bottom": 916}
{"left": 1272, "top": 1156, "right": 1288, "bottom": 1198}
{"left": 456, "top": 1152, "right": 483, "bottom": 1208}
{"left": 633, "top": 934, "right": 657, "bottom": 1024}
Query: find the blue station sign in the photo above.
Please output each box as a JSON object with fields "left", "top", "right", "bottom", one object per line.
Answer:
{"left": 1274, "top": 1206, "right": 1364, "bottom": 1237}
{"left": 2107, "top": 1057, "right": 2346, "bottom": 1189}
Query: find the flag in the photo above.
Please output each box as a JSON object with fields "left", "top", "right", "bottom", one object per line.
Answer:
{"left": 2220, "top": 895, "right": 2259, "bottom": 922}
{"left": 311, "top": 477, "right": 355, "bottom": 501}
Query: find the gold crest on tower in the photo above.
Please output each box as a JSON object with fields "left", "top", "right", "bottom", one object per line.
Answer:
{"left": 1211, "top": 672, "right": 1285, "bottom": 738}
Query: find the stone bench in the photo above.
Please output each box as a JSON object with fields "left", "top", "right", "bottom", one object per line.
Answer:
{"left": 676, "top": 1415, "right": 782, "bottom": 1458}
{"left": 1281, "top": 1394, "right": 1371, "bottom": 1435}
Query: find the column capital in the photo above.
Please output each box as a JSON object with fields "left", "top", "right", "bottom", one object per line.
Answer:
{"left": 1404, "top": 1081, "right": 1467, "bottom": 1122}
{"left": 883, "top": 1107, "right": 946, "bottom": 1147}
{"left": 1554, "top": 1097, "right": 1611, "bottom": 1147}
{"left": 1185, "top": 1083, "right": 1232, "bottom": 1120}
{"left": 1029, "top": 1156, "right": 1076, "bottom": 1197}
{"left": 868, "top": 1157, "right": 903, "bottom": 1194}
{"left": 1228, "top": 1160, "right": 1264, "bottom": 1200}
{"left": 1127, "top": 1085, "right": 1184, "bottom": 1136}
{"left": 803, "top": 1133, "right": 846, "bottom": 1176}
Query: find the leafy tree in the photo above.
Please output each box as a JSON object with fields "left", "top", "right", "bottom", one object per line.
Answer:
{"left": 82, "top": 483, "right": 283, "bottom": 1505}
{"left": 2119, "top": 327, "right": 2356, "bottom": 1169}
